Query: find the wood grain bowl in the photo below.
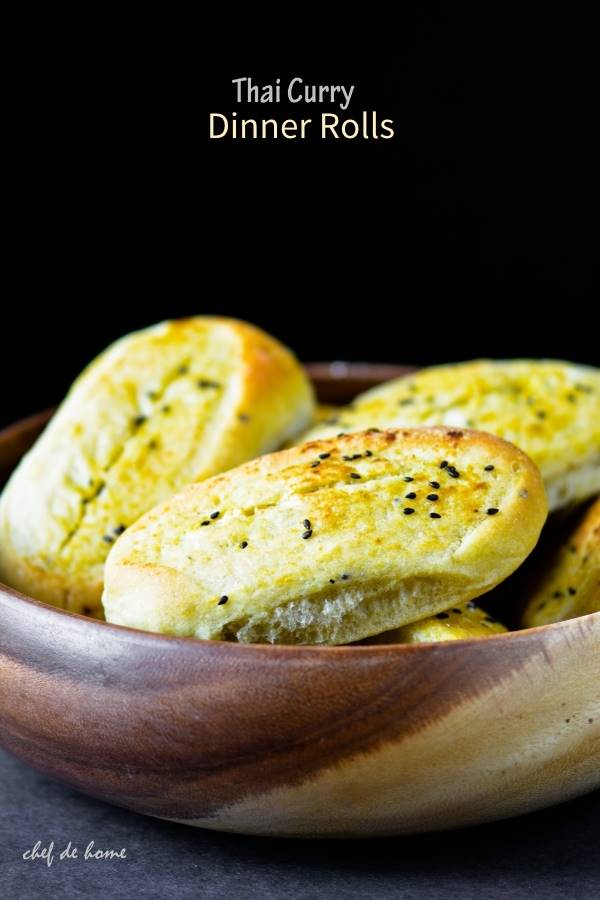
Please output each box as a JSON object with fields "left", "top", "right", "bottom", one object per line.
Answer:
{"left": 0, "top": 363, "right": 598, "bottom": 838}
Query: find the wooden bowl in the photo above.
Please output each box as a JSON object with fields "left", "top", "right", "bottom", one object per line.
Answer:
{"left": 0, "top": 363, "right": 598, "bottom": 838}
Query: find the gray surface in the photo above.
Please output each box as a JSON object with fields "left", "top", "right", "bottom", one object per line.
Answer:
{"left": 0, "top": 747, "right": 598, "bottom": 900}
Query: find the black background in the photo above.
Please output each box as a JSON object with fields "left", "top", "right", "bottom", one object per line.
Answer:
{"left": 3, "top": 10, "right": 597, "bottom": 427}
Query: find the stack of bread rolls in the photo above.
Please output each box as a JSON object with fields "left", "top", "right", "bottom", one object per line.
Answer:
{"left": 0, "top": 320, "right": 597, "bottom": 643}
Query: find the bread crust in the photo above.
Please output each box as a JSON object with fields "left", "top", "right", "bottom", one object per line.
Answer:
{"left": 522, "top": 496, "right": 600, "bottom": 626}
{"left": 363, "top": 602, "right": 507, "bottom": 643}
{"left": 0, "top": 317, "right": 314, "bottom": 612}
{"left": 103, "top": 426, "right": 547, "bottom": 644}
{"left": 299, "top": 360, "right": 600, "bottom": 512}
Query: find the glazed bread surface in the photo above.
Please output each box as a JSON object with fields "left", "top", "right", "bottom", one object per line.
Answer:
{"left": 0, "top": 317, "right": 314, "bottom": 613}
{"left": 522, "top": 496, "right": 600, "bottom": 626}
{"left": 103, "top": 426, "right": 547, "bottom": 644}
{"left": 364, "top": 601, "right": 508, "bottom": 644}
{"left": 300, "top": 360, "right": 600, "bottom": 512}
{"left": 315, "top": 403, "right": 342, "bottom": 425}
{"left": 283, "top": 404, "right": 342, "bottom": 448}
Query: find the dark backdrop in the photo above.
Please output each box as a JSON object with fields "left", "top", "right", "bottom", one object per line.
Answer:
{"left": 4, "top": 11, "right": 597, "bottom": 428}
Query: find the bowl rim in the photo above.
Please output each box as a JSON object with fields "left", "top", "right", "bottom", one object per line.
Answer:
{"left": 1, "top": 372, "right": 598, "bottom": 656}
{"left": 0, "top": 576, "right": 598, "bottom": 654}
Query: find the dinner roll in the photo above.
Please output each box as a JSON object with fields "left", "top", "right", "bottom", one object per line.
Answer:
{"left": 314, "top": 403, "right": 342, "bottom": 425}
{"left": 522, "top": 496, "right": 600, "bottom": 626}
{"left": 363, "top": 602, "right": 507, "bottom": 643}
{"left": 283, "top": 404, "right": 342, "bottom": 448}
{"left": 300, "top": 360, "right": 600, "bottom": 512}
{"left": 103, "top": 426, "right": 546, "bottom": 644}
{"left": 0, "top": 317, "right": 314, "bottom": 613}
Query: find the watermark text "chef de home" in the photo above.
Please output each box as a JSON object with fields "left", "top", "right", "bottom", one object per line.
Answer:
{"left": 23, "top": 840, "right": 127, "bottom": 867}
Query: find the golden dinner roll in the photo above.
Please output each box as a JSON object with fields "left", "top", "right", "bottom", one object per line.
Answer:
{"left": 363, "top": 602, "right": 508, "bottom": 644}
{"left": 314, "top": 403, "right": 342, "bottom": 425}
{"left": 300, "top": 360, "right": 600, "bottom": 512}
{"left": 283, "top": 404, "right": 342, "bottom": 448}
{"left": 0, "top": 318, "right": 314, "bottom": 613}
{"left": 522, "top": 496, "right": 600, "bottom": 626}
{"left": 103, "top": 426, "right": 547, "bottom": 644}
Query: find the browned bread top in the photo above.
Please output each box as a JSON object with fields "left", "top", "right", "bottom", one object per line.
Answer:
{"left": 103, "top": 426, "right": 547, "bottom": 643}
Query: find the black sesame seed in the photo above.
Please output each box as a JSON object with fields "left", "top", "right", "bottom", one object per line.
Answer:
{"left": 351, "top": 453, "right": 362, "bottom": 460}
{"left": 337, "top": 432, "right": 346, "bottom": 437}
{"left": 568, "top": 587, "right": 577, "bottom": 596}
{"left": 113, "top": 524, "right": 126, "bottom": 536}
{"left": 240, "top": 541, "right": 248, "bottom": 549}
{"left": 132, "top": 415, "right": 147, "bottom": 427}
{"left": 429, "top": 481, "right": 440, "bottom": 489}
{"left": 210, "top": 511, "right": 220, "bottom": 520}
{"left": 440, "top": 460, "right": 448, "bottom": 469}
{"left": 552, "top": 591, "right": 563, "bottom": 598}
{"left": 484, "top": 465, "right": 495, "bottom": 471}
{"left": 302, "top": 530, "right": 313, "bottom": 539}
{"left": 350, "top": 473, "right": 361, "bottom": 479}
{"left": 310, "top": 461, "right": 321, "bottom": 468}
{"left": 452, "top": 608, "right": 462, "bottom": 614}
{"left": 446, "top": 465, "right": 460, "bottom": 478}
{"left": 364, "top": 450, "right": 373, "bottom": 457}
{"left": 403, "top": 507, "right": 415, "bottom": 515}
{"left": 341, "top": 573, "right": 350, "bottom": 580}
{"left": 200, "top": 520, "right": 210, "bottom": 526}
{"left": 487, "top": 508, "right": 499, "bottom": 515}
{"left": 318, "top": 453, "right": 331, "bottom": 460}
{"left": 426, "top": 494, "right": 439, "bottom": 502}
{"left": 342, "top": 455, "right": 352, "bottom": 461}
{"left": 217, "top": 595, "right": 228, "bottom": 605}
{"left": 198, "top": 379, "right": 221, "bottom": 389}
{"left": 436, "top": 612, "right": 449, "bottom": 620}
{"left": 405, "top": 492, "right": 417, "bottom": 500}
{"left": 102, "top": 534, "right": 114, "bottom": 543}
{"left": 430, "top": 512, "right": 442, "bottom": 518}
{"left": 329, "top": 578, "right": 335, "bottom": 584}
{"left": 403, "top": 476, "right": 414, "bottom": 482}
{"left": 303, "top": 519, "right": 311, "bottom": 529}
